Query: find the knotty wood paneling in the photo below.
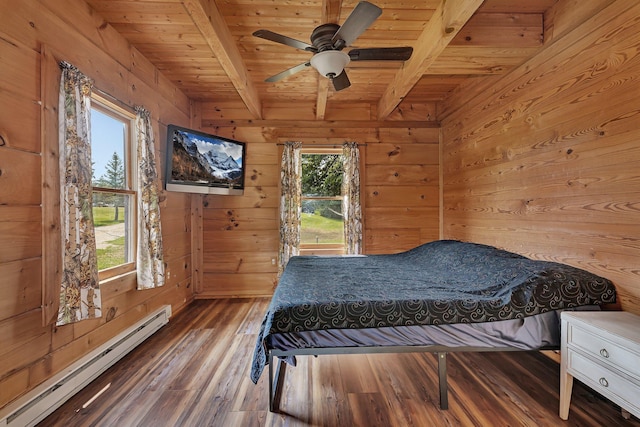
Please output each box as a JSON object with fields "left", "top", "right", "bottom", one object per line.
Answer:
{"left": 0, "top": 207, "right": 41, "bottom": 265}
{"left": 0, "top": 149, "right": 41, "bottom": 206}
{"left": 0, "top": 0, "right": 193, "bottom": 410}
{"left": 6, "top": 0, "right": 639, "bottom": 416}
{"left": 195, "top": 124, "right": 280, "bottom": 298}
{"left": 195, "top": 111, "right": 441, "bottom": 296}
{"left": 0, "top": 258, "right": 41, "bottom": 321}
{"left": 0, "top": 88, "right": 40, "bottom": 154}
{"left": 0, "top": 35, "right": 39, "bottom": 99}
{"left": 440, "top": 0, "right": 640, "bottom": 314}
{"left": 365, "top": 135, "right": 440, "bottom": 254}
{"left": 84, "top": 0, "right": 554, "bottom": 112}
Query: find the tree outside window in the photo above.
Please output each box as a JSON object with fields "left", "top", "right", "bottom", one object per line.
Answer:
{"left": 300, "top": 151, "right": 345, "bottom": 250}
{"left": 93, "top": 152, "right": 125, "bottom": 220}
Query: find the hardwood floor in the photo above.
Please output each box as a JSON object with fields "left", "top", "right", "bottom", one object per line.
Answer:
{"left": 39, "top": 299, "right": 639, "bottom": 426}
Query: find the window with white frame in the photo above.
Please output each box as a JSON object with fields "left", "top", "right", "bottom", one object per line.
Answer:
{"left": 90, "top": 96, "right": 136, "bottom": 279}
{"left": 300, "top": 149, "right": 345, "bottom": 254}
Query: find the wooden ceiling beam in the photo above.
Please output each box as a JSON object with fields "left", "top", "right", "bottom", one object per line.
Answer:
{"left": 182, "top": 0, "right": 263, "bottom": 119}
{"left": 377, "top": 0, "right": 484, "bottom": 119}
{"left": 202, "top": 119, "right": 440, "bottom": 128}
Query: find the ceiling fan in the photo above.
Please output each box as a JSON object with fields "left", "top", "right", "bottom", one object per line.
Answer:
{"left": 253, "top": 1, "right": 413, "bottom": 91}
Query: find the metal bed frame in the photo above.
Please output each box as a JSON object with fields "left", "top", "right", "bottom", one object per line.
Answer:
{"left": 267, "top": 344, "right": 552, "bottom": 412}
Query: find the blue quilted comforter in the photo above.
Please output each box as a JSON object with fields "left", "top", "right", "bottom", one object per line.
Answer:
{"left": 250, "top": 240, "right": 616, "bottom": 383}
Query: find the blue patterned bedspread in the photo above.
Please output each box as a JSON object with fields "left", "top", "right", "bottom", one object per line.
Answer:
{"left": 250, "top": 240, "right": 616, "bottom": 383}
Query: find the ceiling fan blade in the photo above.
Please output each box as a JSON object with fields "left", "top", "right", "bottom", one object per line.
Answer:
{"left": 331, "top": 70, "right": 351, "bottom": 91}
{"left": 348, "top": 47, "right": 413, "bottom": 61}
{"left": 253, "top": 29, "right": 316, "bottom": 52}
{"left": 331, "top": 1, "right": 382, "bottom": 49}
{"left": 264, "top": 62, "right": 311, "bottom": 83}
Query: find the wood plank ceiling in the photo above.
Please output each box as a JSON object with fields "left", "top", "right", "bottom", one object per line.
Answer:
{"left": 85, "top": 0, "right": 557, "bottom": 120}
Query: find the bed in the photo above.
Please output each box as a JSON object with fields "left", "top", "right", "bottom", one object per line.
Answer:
{"left": 250, "top": 240, "right": 617, "bottom": 412}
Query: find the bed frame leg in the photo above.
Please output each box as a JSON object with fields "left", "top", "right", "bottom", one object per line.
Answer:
{"left": 268, "top": 354, "right": 287, "bottom": 412}
{"left": 437, "top": 352, "right": 449, "bottom": 410}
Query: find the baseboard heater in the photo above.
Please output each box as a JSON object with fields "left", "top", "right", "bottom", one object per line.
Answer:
{"left": 0, "top": 305, "right": 172, "bottom": 427}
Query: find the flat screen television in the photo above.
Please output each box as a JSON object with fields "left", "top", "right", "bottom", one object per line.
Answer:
{"left": 165, "top": 124, "right": 246, "bottom": 195}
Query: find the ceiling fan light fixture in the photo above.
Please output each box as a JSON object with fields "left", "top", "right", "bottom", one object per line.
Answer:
{"left": 310, "top": 50, "right": 350, "bottom": 78}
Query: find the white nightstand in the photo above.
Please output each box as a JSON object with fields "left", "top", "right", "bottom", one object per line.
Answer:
{"left": 560, "top": 311, "right": 640, "bottom": 420}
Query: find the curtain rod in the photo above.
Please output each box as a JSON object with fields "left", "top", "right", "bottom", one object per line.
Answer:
{"left": 60, "top": 60, "right": 147, "bottom": 116}
{"left": 276, "top": 143, "right": 367, "bottom": 147}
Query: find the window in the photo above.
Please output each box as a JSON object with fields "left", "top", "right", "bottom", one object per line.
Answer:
{"left": 300, "top": 149, "right": 345, "bottom": 254}
{"left": 90, "top": 96, "right": 136, "bottom": 279}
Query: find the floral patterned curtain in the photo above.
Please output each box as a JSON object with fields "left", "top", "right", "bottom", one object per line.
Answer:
{"left": 135, "top": 107, "right": 165, "bottom": 289}
{"left": 343, "top": 142, "right": 362, "bottom": 255}
{"left": 278, "top": 141, "right": 302, "bottom": 277}
{"left": 57, "top": 61, "right": 101, "bottom": 326}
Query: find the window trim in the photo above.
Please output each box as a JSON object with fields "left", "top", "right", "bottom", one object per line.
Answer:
{"left": 90, "top": 94, "right": 138, "bottom": 281}
{"left": 42, "top": 48, "right": 63, "bottom": 325}
{"left": 300, "top": 148, "right": 345, "bottom": 253}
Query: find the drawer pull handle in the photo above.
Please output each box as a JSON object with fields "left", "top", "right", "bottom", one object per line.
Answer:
{"left": 599, "top": 377, "right": 609, "bottom": 387}
{"left": 599, "top": 348, "right": 609, "bottom": 358}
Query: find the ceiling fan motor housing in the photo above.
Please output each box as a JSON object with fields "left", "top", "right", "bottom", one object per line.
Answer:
{"left": 311, "top": 23, "right": 342, "bottom": 51}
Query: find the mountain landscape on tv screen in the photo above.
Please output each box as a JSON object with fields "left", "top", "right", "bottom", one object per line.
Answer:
{"left": 171, "top": 130, "right": 242, "bottom": 186}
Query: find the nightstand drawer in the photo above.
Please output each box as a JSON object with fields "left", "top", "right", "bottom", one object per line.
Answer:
{"left": 569, "top": 323, "right": 640, "bottom": 378}
{"left": 568, "top": 350, "right": 640, "bottom": 412}
{"left": 560, "top": 311, "right": 640, "bottom": 420}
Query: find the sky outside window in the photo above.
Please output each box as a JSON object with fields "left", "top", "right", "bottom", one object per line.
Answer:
{"left": 91, "top": 108, "right": 126, "bottom": 182}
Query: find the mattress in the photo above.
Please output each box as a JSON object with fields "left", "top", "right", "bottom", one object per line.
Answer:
{"left": 251, "top": 240, "right": 616, "bottom": 383}
{"left": 267, "top": 310, "right": 561, "bottom": 353}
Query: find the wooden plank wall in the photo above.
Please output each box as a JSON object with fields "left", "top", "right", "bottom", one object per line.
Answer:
{"left": 195, "top": 102, "right": 440, "bottom": 297}
{"left": 0, "top": 0, "right": 194, "bottom": 409}
{"left": 439, "top": 0, "right": 640, "bottom": 314}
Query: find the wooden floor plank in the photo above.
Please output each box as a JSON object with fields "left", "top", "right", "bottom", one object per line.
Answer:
{"left": 38, "top": 299, "right": 640, "bottom": 426}
{"left": 348, "top": 392, "right": 393, "bottom": 427}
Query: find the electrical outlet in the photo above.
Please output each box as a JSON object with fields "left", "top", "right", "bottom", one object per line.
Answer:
{"left": 271, "top": 258, "right": 276, "bottom": 265}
